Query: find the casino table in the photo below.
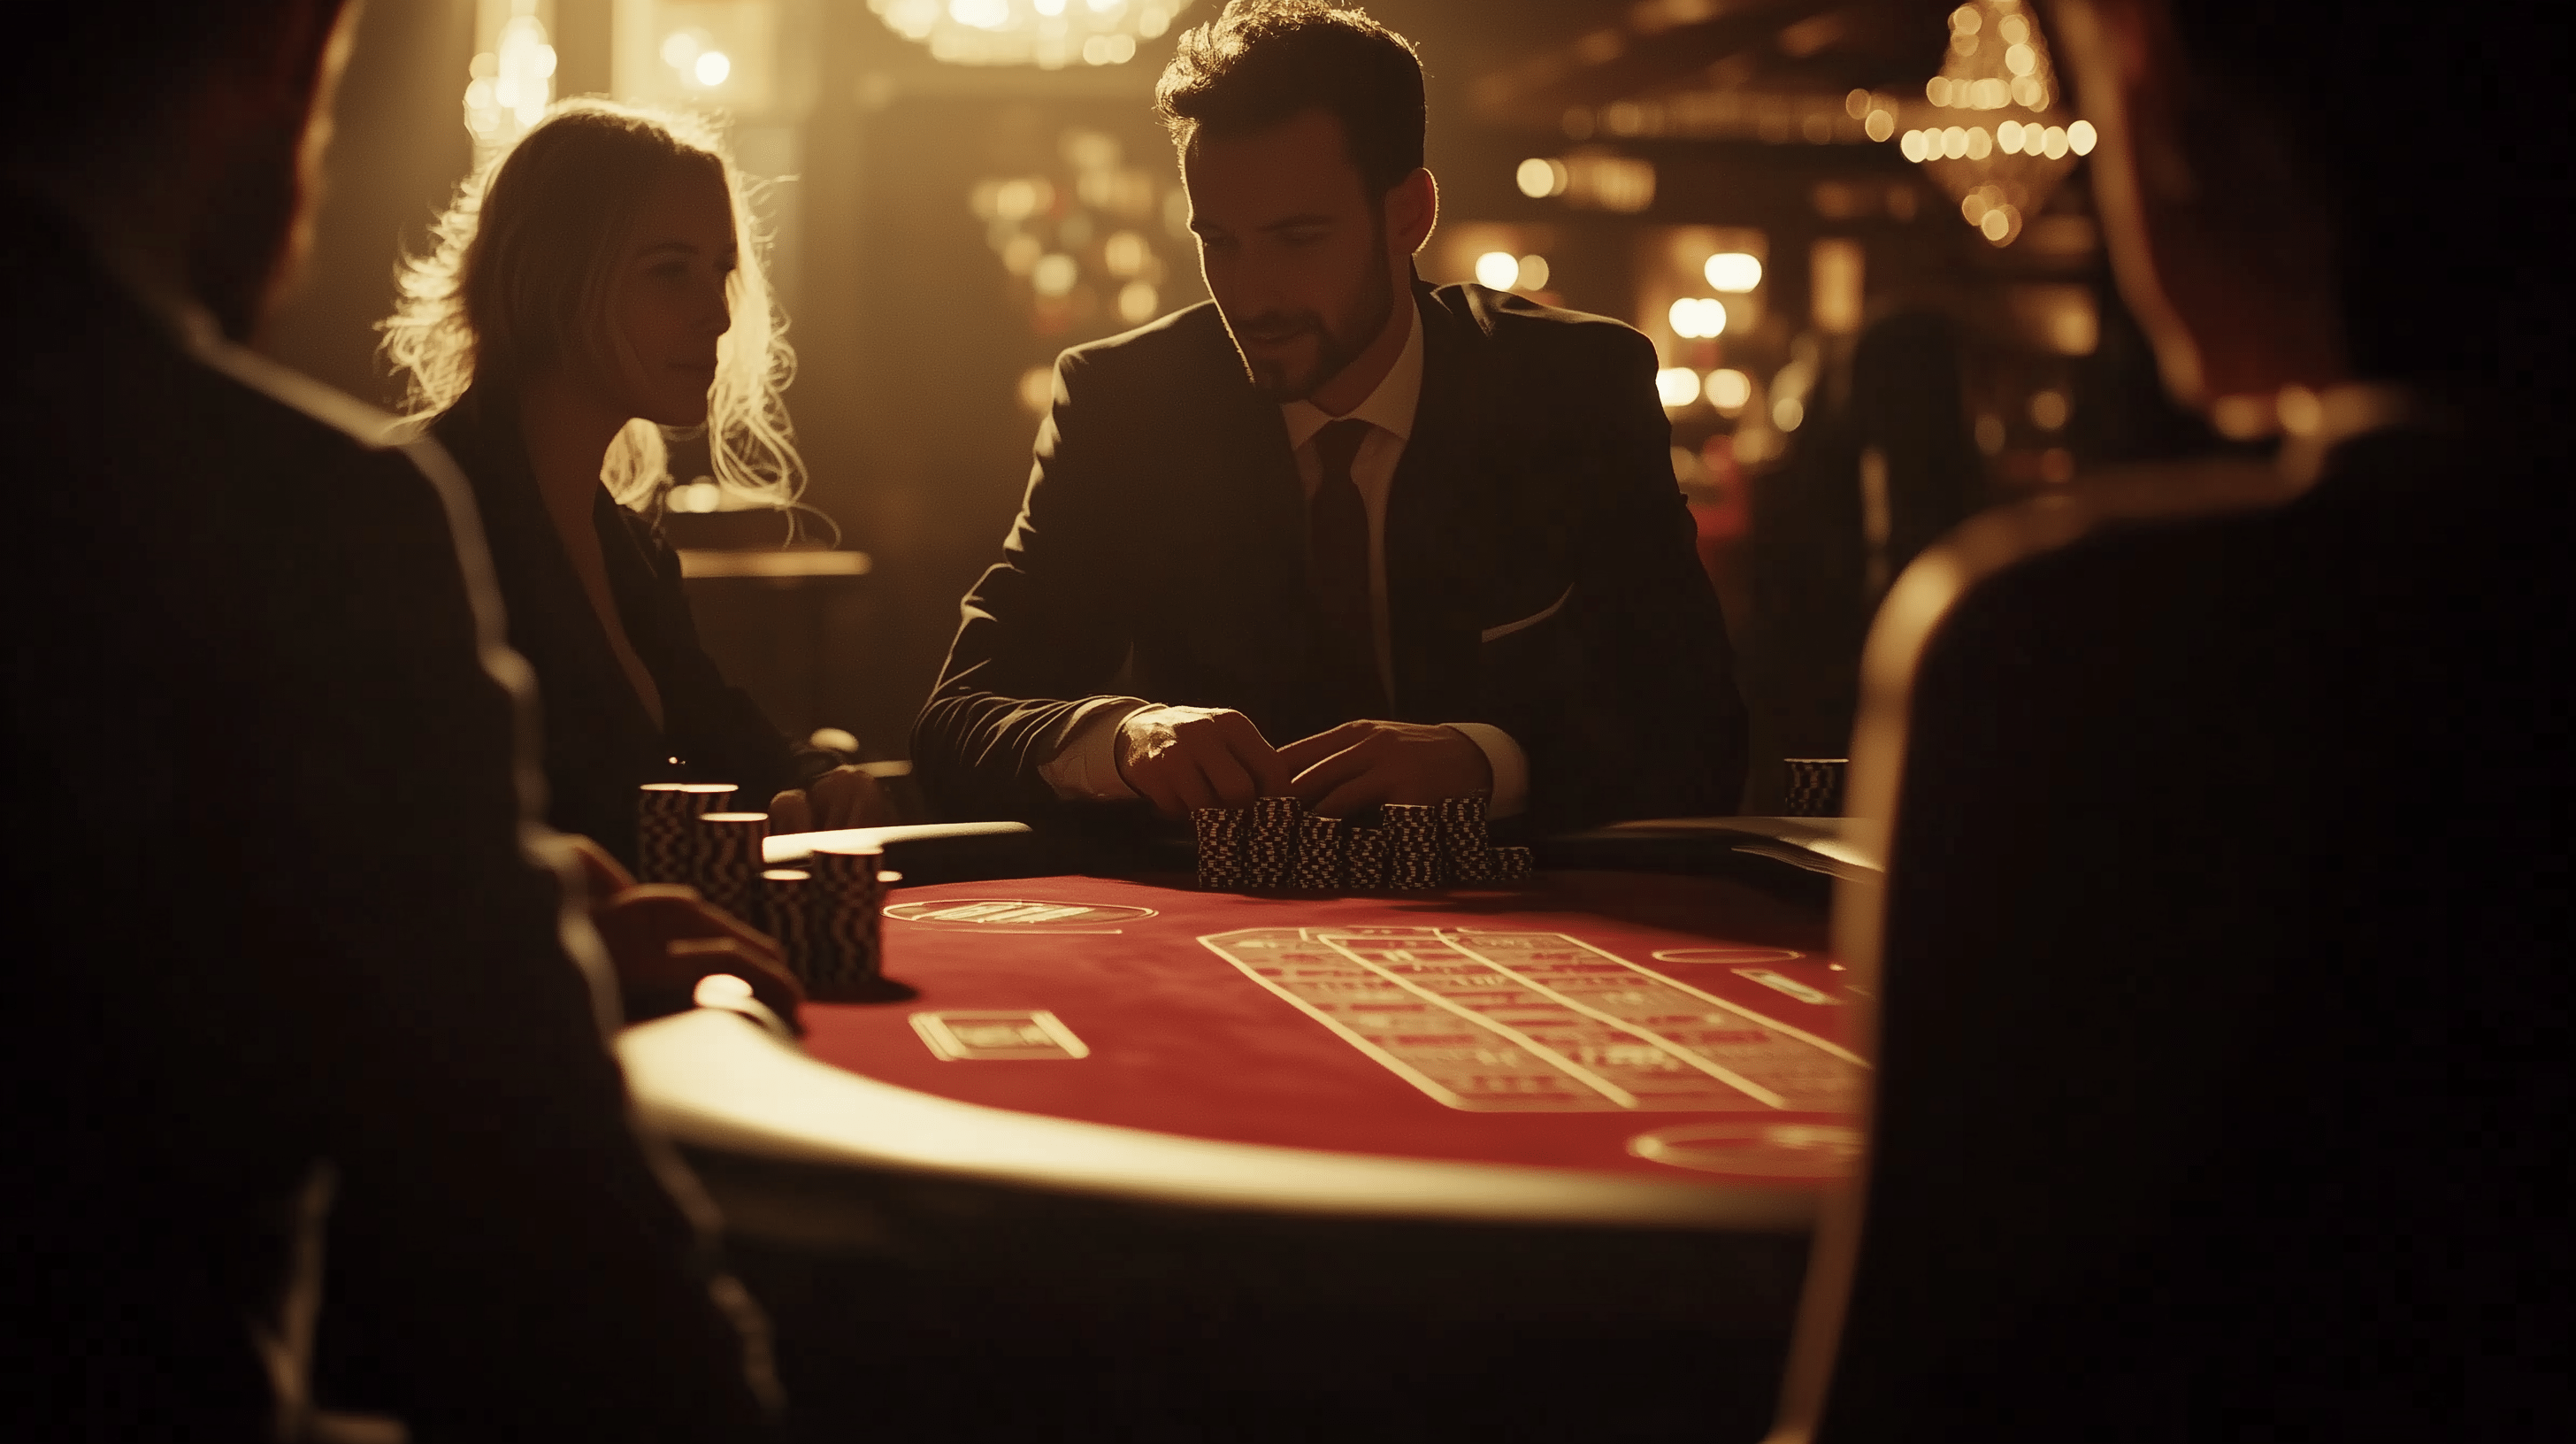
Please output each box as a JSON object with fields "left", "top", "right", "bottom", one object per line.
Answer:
{"left": 625, "top": 855, "right": 1862, "bottom": 1439}
{"left": 619, "top": 860, "right": 1867, "bottom": 1244}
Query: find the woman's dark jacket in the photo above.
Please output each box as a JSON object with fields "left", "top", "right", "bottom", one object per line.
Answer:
{"left": 433, "top": 388, "right": 826, "bottom": 865}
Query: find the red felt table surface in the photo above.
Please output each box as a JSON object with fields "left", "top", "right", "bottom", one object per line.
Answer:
{"left": 794, "top": 872, "right": 1867, "bottom": 1186}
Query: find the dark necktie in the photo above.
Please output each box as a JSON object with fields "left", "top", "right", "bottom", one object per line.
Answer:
{"left": 1307, "top": 419, "right": 1386, "bottom": 718}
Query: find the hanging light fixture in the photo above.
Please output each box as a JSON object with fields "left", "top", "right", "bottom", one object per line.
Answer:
{"left": 1887, "top": 1, "right": 2095, "bottom": 247}
{"left": 870, "top": 0, "right": 1193, "bottom": 68}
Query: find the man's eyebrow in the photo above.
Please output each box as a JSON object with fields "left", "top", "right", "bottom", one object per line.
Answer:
{"left": 1258, "top": 212, "right": 1335, "bottom": 233}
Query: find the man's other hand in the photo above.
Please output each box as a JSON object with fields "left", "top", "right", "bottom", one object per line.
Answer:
{"left": 1279, "top": 720, "right": 1494, "bottom": 818}
{"left": 1116, "top": 705, "right": 1293, "bottom": 818}
{"left": 769, "top": 764, "right": 897, "bottom": 834}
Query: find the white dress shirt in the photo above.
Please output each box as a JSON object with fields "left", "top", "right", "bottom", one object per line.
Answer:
{"left": 1038, "top": 297, "right": 1530, "bottom": 815}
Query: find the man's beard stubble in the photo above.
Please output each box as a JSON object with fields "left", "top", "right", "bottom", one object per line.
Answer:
{"left": 1230, "top": 231, "right": 1398, "bottom": 403}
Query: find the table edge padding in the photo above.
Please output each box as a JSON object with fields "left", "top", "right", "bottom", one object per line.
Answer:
{"left": 619, "top": 1010, "right": 1823, "bottom": 1233}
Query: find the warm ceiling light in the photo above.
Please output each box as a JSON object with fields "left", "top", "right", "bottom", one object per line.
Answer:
{"left": 872, "top": 0, "right": 1190, "bottom": 67}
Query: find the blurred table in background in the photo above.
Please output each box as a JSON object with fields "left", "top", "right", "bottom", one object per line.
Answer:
{"left": 678, "top": 547, "right": 896, "bottom": 757}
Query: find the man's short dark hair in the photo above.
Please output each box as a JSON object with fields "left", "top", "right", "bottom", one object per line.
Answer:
{"left": 1154, "top": 1, "right": 1426, "bottom": 198}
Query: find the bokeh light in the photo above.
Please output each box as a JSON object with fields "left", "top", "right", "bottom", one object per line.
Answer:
{"left": 1516, "top": 254, "right": 1551, "bottom": 291}
{"left": 1031, "top": 253, "right": 1078, "bottom": 296}
{"left": 1475, "top": 251, "right": 1522, "bottom": 289}
{"left": 1515, "top": 157, "right": 1569, "bottom": 198}
{"left": 1017, "top": 366, "right": 1055, "bottom": 413}
{"left": 1116, "top": 280, "right": 1160, "bottom": 325}
{"left": 1705, "top": 368, "right": 1752, "bottom": 413}
{"left": 1655, "top": 367, "right": 1703, "bottom": 408}
{"left": 1668, "top": 297, "right": 1728, "bottom": 339}
{"left": 1704, "top": 252, "right": 1764, "bottom": 292}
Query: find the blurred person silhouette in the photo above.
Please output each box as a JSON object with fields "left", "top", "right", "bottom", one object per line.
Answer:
{"left": 1775, "top": 0, "right": 2561, "bottom": 1437}
{"left": 1746, "top": 311, "right": 1983, "bottom": 802}
{"left": 3, "top": 3, "right": 785, "bottom": 1438}
{"left": 381, "top": 102, "right": 892, "bottom": 865}
{"left": 915, "top": 0, "right": 1746, "bottom": 832}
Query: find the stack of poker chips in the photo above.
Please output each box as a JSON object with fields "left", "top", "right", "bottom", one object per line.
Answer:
{"left": 1246, "top": 795, "right": 1301, "bottom": 889}
{"left": 1187, "top": 794, "right": 1532, "bottom": 895}
{"left": 1344, "top": 826, "right": 1387, "bottom": 890}
{"left": 1292, "top": 812, "right": 1344, "bottom": 889}
{"left": 1192, "top": 807, "right": 1245, "bottom": 891}
{"left": 1440, "top": 795, "right": 1494, "bottom": 885}
{"left": 693, "top": 811, "right": 770, "bottom": 920}
{"left": 1782, "top": 757, "right": 1849, "bottom": 818}
{"left": 759, "top": 867, "right": 814, "bottom": 980}
{"left": 1379, "top": 803, "right": 1443, "bottom": 890}
{"left": 636, "top": 782, "right": 738, "bottom": 884}
{"left": 805, "top": 842, "right": 913, "bottom": 1001}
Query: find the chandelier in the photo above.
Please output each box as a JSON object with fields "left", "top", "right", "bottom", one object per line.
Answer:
{"left": 1890, "top": 0, "right": 2094, "bottom": 246}
{"left": 870, "top": 0, "right": 1192, "bottom": 67}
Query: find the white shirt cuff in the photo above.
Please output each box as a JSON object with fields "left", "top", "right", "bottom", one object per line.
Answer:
{"left": 1036, "top": 698, "right": 1152, "bottom": 801}
{"left": 1441, "top": 722, "right": 1528, "bottom": 818}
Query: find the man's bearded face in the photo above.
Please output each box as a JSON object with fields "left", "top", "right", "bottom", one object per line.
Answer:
{"left": 1183, "top": 108, "right": 1399, "bottom": 403}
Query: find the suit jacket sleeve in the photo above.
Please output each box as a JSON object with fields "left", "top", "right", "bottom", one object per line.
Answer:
{"left": 913, "top": 349, "right": 1146, "bottom": 820}
{"left": 1506, "top": 324, "right": 1748, "bottom": 826}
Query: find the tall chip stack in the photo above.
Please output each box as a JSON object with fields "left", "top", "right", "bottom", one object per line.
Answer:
{"left": 808, "top": 842, "right": 891, "bottom": 1000}
{"left": 1192, "top": 807, "right": 1245, "bottom": 891}
{"left": 635, "top": 782, "right": 736, "bottom": 884}
{"left": 760, "top": 867, "right": 814, "bottom": 983}
{"left": 693, "top": 811, "right": 769, "bottom": 919}
{"left": 1381, "top": 803, "right": 1441, "bottom": 891}
{"left": 1440, "top": 795, "right": 1493, "bottom": 885}
{"left": 1345, "top": 826, "right": 1386, "bottom": 890}
{"left": 1246, "top": 795, "right": 1300, "bottom": 889}
{"left": 1292, "top": 812, "right": 1343, "bottom": 890}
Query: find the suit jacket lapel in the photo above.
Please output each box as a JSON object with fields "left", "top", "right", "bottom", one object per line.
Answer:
{"left": 1384, "top": 284, "right": 1486, "bottom": 720}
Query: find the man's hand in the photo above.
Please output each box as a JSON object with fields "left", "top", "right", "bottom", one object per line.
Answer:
{"left": 564, "top": 834, "right": 804, "bottom": 1028}
{"left": 1279, "top": 720, "right": 1494, "bottom": 818}
{"left": 769, "top": 764, "right": 897, "bottom": 834}
{"left": 1116, "top": 705, "right": 1293, "bottom": 818}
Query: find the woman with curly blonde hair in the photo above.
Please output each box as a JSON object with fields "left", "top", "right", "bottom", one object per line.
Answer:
{"left": 384, "top": 100, "right": 885, "bottom": 865}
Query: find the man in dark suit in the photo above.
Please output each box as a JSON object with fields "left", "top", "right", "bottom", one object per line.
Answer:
{"left": 3, "top": 3, "right": 778, "bottom": 1436}
{"left": 915, "top": 0, "right": 1745, "bottom": 833}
